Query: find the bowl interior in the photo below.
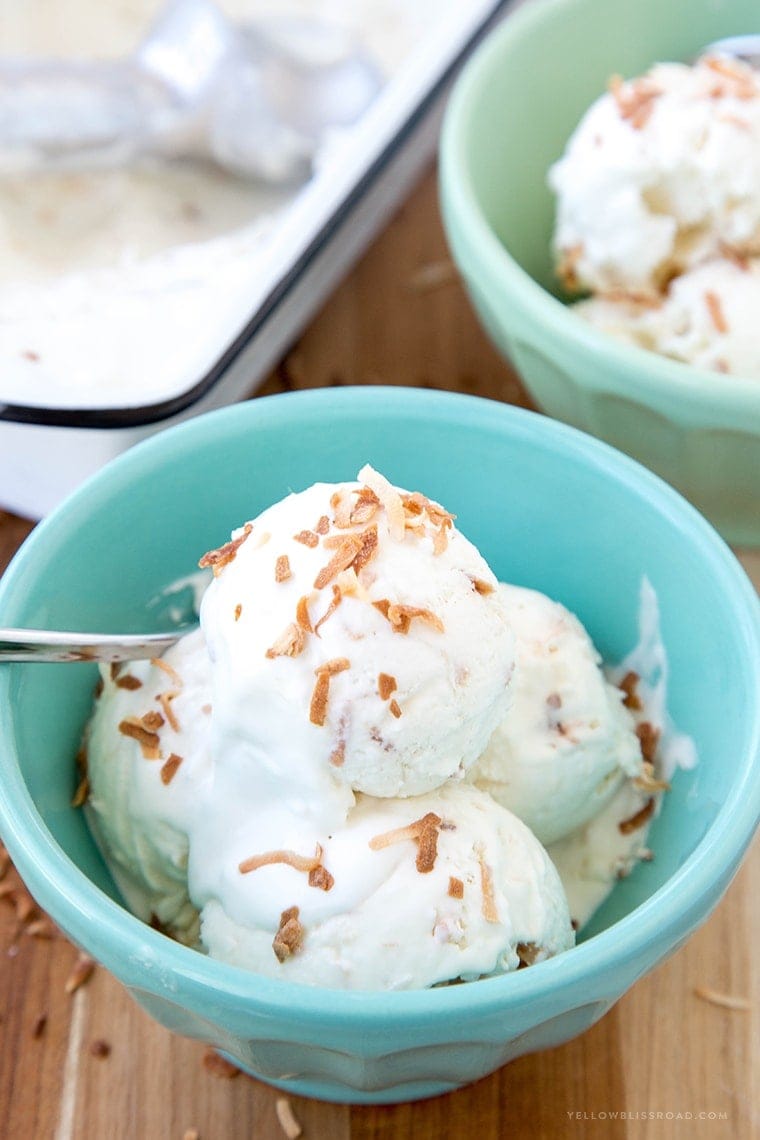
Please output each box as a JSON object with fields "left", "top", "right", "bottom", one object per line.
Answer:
{"left": 462, "top": 0, "right": 760, "bottom": 296}
{"left": 0, "top": 389, "right": 758, "bottom": 949}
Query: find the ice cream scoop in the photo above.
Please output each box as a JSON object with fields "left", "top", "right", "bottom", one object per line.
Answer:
{"left": 573, "top": 254, "right": 760, "bottom": 378}
{"left": 200, "top": 467, "right": 516, "bottom": 820}
{"left": 470, "top": 585, "right": 643, "bottom": 845}
{"left": 83, "top": 628, "right": 212, "bottom": 943}
{"left": 547, "top": 777, "right": 659, "bottom": 931}
{"left": 0, "top": 0, "right": 381, "bottom": 184}
{"left": 196, "top": 781, "right": 575, "bottom": 990}
{"left": 549, "top": 55, "right": 760, "bottom": 296}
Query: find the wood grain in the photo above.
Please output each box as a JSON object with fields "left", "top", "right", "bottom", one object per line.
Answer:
{"left": 0, "top": 168, "right": 757, "bottom": 1140}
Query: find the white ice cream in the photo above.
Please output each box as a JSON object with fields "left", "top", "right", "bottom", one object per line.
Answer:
{"left": 84, "top": 628, "right": 212, "bottom": 943}
{"left": 81, "top": 480, "right": 694, "bottom": 987}
{"left": 575, "top": 255, "right": 760, "bottom": 379}
{"left": 547, "top": 777, "right": 658, "bottom": 932}
{"left": 471, "top": 585, "right": 644, "bottom": 846}
{"left": 550, "top": 56, "right": 760, "bottom": 297}
{"left": 197, "top": 781, "right": 574, "bottom": 989}
{"left": 200, "top": 468, "right": 515, "bottom": 815}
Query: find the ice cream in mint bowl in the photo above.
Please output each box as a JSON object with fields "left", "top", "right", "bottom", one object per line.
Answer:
{"left": 0, "top": 387, "right": 758, "bottom": 1105}
{"left": 439, "top": 0, "right": 760, "bottom": 546}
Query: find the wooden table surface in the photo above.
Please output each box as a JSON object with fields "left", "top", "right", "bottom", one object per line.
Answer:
{"left": 0, "top": 169, "right": 758, "bottom": 1140}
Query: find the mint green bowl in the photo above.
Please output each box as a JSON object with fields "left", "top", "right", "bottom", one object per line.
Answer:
{"left": 0, "top": 389, "right": 758, "bottom": 1104}
{"left": 440, "top": 0, "right": 760, "bottom": 546}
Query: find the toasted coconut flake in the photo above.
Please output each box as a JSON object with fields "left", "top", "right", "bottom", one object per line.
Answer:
{"left": 386, "top": 603, "right": 444, "bottom": 635}
{"left": 314, "top": 534, "right": 363, "bottom": 590}
{"left": 239, "top": 845, "right": 323, "bottom": 876}
{"left": 470, "top": 576, "right": 494, "bottom": 596}
{"left": 32, "top": 1013, "right": 48, "bottom": 1039}
{"left": 94, "top": 675, "right": 104, "bottom": 699}
{"left": 694, "top": 985, "right": 751, "bottom": 1012}
{"left": 605, "top": 286, "right": 663, "bottom": 308}
{"left": 202, "top": 1049, "right": 241, "bottom": 1079}
{"left": 432, "top": 525, "right": 448, "bottom": 556}
{"left": 315, "top": 657, "right": 350, "bottom": 677}
{"left": 158, "top": 690, "right": 180, "bottom": 732}
{"left": 330, "top": 489, "right": 354, "bottom": 529}
{"left": 115, "top": 673, "right": 142, "bottom": 691}
{"left": 408, "top": 259, "right": 458, "bottom": 292}
{"left": 378, "top": 673, "right": 397, "bottom": 700}
{"left": 151, "top": 656, "right": 183, "bottom": 688}
{"left": 118, "top": 717, "right": 161, "bottom": 760}
{"left": 199, "top": 523, "right": 253, "bottom": 576}
{"left": 26, "top": 918, "right": 56, "bottom": 940}
{"left": 234, "top": 604, "right": 242, "bottom": 622}
{"left": 448, "top": 876, "right": 464, "bottom": 899}
{"left": 276, "top": 1096, "right": 303, "bottom": 1139}
{"left": 406, "top": 523, "right": 426, "bottom": 538}
{"left": 296, "top": 596, "right": 313, "bottom": 634}
{"left": 358, "top": 465, "right": 405, "bottom": 541}
{"left": 389, "top": 699, "right": 402, "bottom": 719}
{"left": 329, "top": 741, "right": 346, "bottom": 767}
{"left": 636, "top": 722, "right": 660, "bottom": 764}
{"left": 75, "top": 744, "right": 88, "bottom": 778}
{"left": 704, "top": 55, "right": 756, "bottom": 99}
{"left": 633, "top": 761, "right": 671, "bottom": 793}
{"left": 517, "top": 942, "right": 542, "bottom": 967}
{"left": 65, "top": 954, "right": 95, "bottom": 995}
{"left": 294, "top": 529, "right": 319, "bottom": 548}
{"left": 619, "top": 671, "right": 643, "bottom": 710}
{"left": 334, "top": 568, "right": 361, "bottom": 597}
{"left": 415, "top": 814, "right": 440, "bottom": 873}
{"left": 618, "top": 796, "right": 656, "bottom": 835}
{"left": 719, "top": 241, "right": 750, "bottom": 271}
{"left": 309, "top": 660, "right": 349, "bottom": 726}
{"left": 314, "top": 585, "right": 342, "bottom": 635}
{"left": 351, "top": 525, "right": 379, "bottom": 575}
{"left": 369, "top": 821, "right": 421, "bottom": 851}
{"left": 160, "top": 753, "right": 183, "bottom": 786}
{"left": 71, "top": 774, "right": 89, "bottom": 808}
{"left": 266, "top": 623, "right": 306, "bottom": 660}
{"left": 309, "top": 672, "right": 330, "bottom": 726}
{"left": 315, "top": 515, "right": 330, "bottom": 535}
{"left": 609, "top": 74, "right": 661, "bottom": 128}
{"left": 272, "top": 906, "right": 304, "bottom": 963}
{"left": 705, "top": 290, "right": 729, "bottom": 333}
{"left": 557, "top": 243, "right": 584, "bottom": 291}
{"left": 275, "top": 554, "right": 292, "bottom": 583}
{"left": 477, "top": 848, "right": 499, "bottom": 923}
{"left": 14, "top": 892, "right": 36, "bottom": 923}
{"left": 350, "top": 487, "right": 380, "bottom": 525}
{"left": 308, "top": 864, "right": 335, "bottom": 892}
{"left": 369, "top": 812, "right": 442, "bottom": 874}
{"left": 141, "top": 710, "right": 164, "bottom": 732}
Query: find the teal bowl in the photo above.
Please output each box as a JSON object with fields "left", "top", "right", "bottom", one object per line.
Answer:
{"left": 440, "top": 0, "right": 760, "bottom": 546}
{"left": 0, "top": 388, "right": 758, "bottom": 1104}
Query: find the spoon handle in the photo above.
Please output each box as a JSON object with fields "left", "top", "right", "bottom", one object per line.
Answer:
{"left": 0, "top": 628, "right": 187, "bottom": 663}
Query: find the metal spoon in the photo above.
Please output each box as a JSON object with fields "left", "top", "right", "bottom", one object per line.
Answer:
{"left": 701, "top": 34, "right": 760, "bottom": 68}
{"left": 0, "top": 0, "right": 382, "bottom": 184}
{"left": 0, "top": 627, "right": 194, "bottom": 664}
